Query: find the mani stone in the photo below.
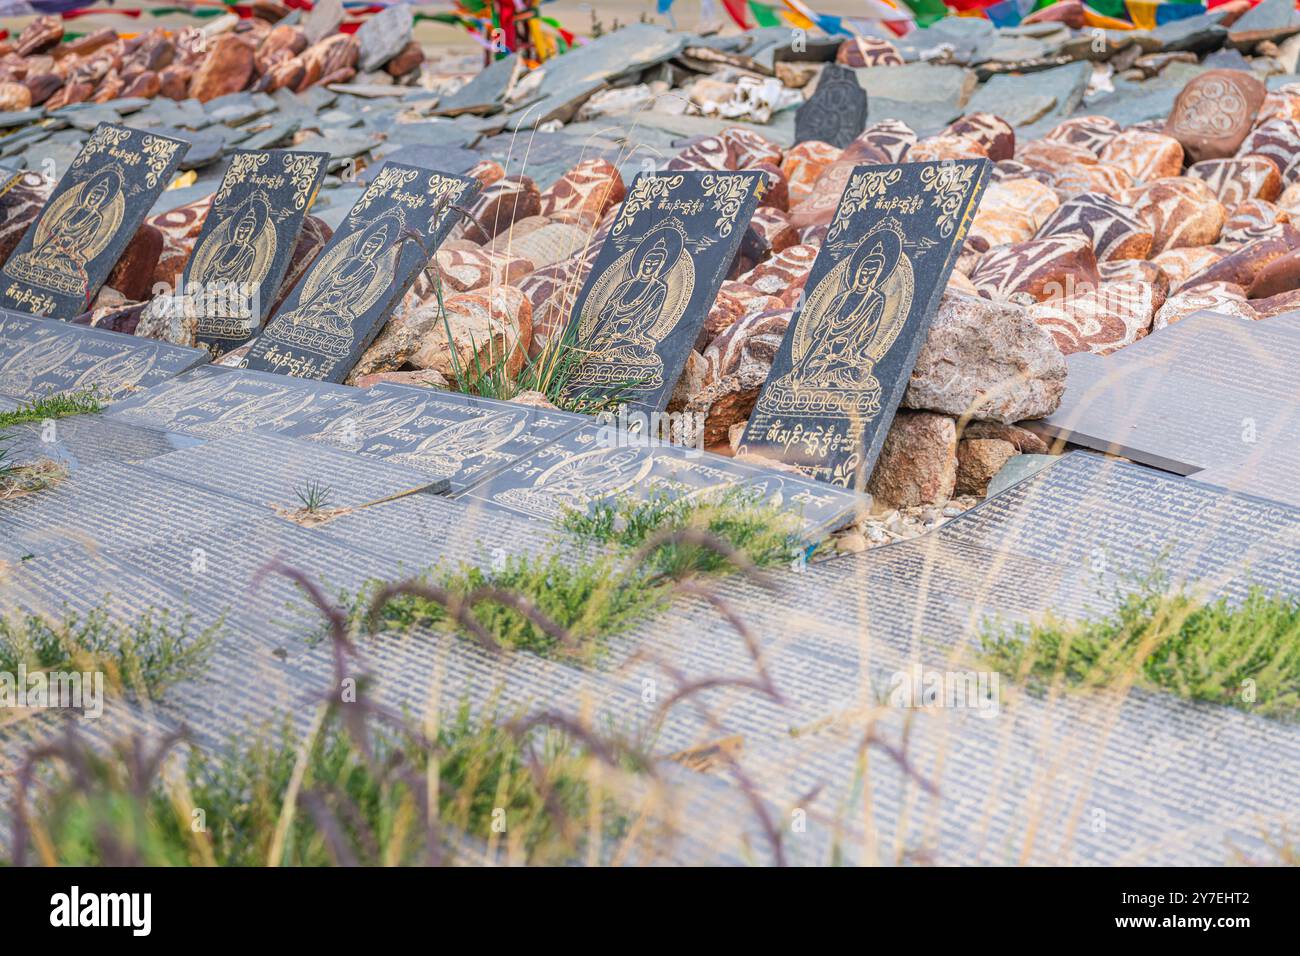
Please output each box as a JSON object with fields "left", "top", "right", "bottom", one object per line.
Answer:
{"left": 1188, "top": 156, "right": 1282, "bottom": 207}
{"left": 794, "top": 63, "right": 869, "bottom": 150}
{"left": 738, "top": 160, "right": 991, "bottom": 489}
{"left": 241, "top": 162, "right": 480, "bottom": 384}
{"left": 1033, "top": 193, "right": 1153, "bottom": 262}
{"left": 185, "top": 149, "right": 330, "bottom": 358}
{"left": 0, "top": 123, "right": 188, "bottom": 320}
{"left": 1163, "top": 69, "right": 1268, "bottom": 164}
{"left": 561, "top": 170, "right": 767, "bottom": 415}
{"left": 355, "top": 2, "right": 414, "bottom": 73}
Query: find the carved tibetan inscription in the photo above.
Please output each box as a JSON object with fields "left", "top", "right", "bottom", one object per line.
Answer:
{"left": 241, "top": 162, "right": 480, "bottom": 383}
{"left": 739, "top": 160, "right": 990, "bottom": 488}
{"left": 560, "top": 170, "right": 765, "bottom": 414}
{"left": 0, "top": 124, "right": 188, "bottom": 319}
{"left": 182, "top": 149, "right": 329, "bottom": 358}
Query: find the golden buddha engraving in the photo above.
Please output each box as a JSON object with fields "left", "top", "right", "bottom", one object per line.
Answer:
{"left": 122, "top": 373, "right": 239, "bottom": 426}
{"left": 570, "top": 221, "right": 693, "bottom": 392}
{"left": 495, "top": 446, "right": 654, "bottom": 520}
{"left": 4, "top": 167, "right": 125, "bottom": 296}
{"left": 0, "top": 332, "right": 81, "bottom": 395}
{"left": 74, "top": 347, "right": 156, "bottom": 396}
{"left": 273, "top": 210, "right": 404, "bottom": 355}
{"left": 390, "top": 409, "right": 529, "bottom": 478}
{"left": 208, "top": 386, "right": 316, "bottom": 433}
{"left": 761, "top": 218, "right": 913, "bottom": 420}
{"left": 313, "top": 392, "right": 429, "bottom": 451}
{"left": 188, "top": 192, "right": 276, "bottom": 306}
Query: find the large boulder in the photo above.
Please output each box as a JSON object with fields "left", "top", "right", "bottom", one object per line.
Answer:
{"left": 409, "top": 286, "right": 532, "bottom": 383}
{"left": 903, "top": 292, "right": 1066, "bottom": 423}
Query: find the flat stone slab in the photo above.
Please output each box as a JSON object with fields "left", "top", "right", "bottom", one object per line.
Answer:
{"left": 0, "top": 414, "right": 199, "bottom": 472}
{"left": 131, "top": 430, "right": 448, "bottom": 511}
{"left": 0, "top": 459, "right": 263, "bottom": 562}
{"left": 104, "top": 364, "right": 353, "bottom": 438}
{"left": 1032, "top": 310, "right": 1300, "bottom": 507}
{"left": 0, "top": 309, "right": 209, "bottom": 402}
{"left": 273, "top": 384, "right": 589, "bottom": 494}
{"left": 462, "top": 422, "right": 866, "bottom": 538}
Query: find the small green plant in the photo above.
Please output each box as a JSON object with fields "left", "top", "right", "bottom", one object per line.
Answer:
{"left": 980, "top": 582, "right": 1300, "bottom": 721}
{"left": 10, "top": 704, "right": 645, "bottom": 866}
{"left": 367, "top": 550, "right": 661, "bottom": 660}
{"left": 562, "top": 487, "right": 813, "bottom": 578}
{"left": 294, "top": 479, "right": 333, "bottom": 514}
{"left": 0, "top": 388, "right": 104, "bottom": 430}
{"left": 0, "top": 605, "right": 218, "bottom": 703}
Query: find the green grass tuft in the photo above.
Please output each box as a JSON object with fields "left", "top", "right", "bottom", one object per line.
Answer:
{"left": 980, "top": 583, "right": 1300, "bottom": 721}
{"left": 16, "top": 704, "right": 638, "bottom": 866}
{"left": 0, "top": 606, "right": 218, "bottom": 703}
{"left": 0, "top": 389, "right": 104, "bottom": 430}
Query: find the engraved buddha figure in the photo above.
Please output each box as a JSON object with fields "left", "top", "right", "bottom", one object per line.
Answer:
{"left": 15, "top": 169, "right": 123, "bottom": 287}
{"left": 586, "top": 226, "right": 683, "bottom": 361}
{"left": 785, "top": 228, "right": 904, "bottom": 391}
{"left": 281, "top": 217, "right": 394, "bottom": 336}
{"left": 200, "top": 195, "right": 271, "bottom": 295}
{"left": 390, "top": 409, "right": 527, "bottom": 477}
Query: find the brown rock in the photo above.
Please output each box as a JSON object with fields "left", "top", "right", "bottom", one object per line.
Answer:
{"left": 44, "top": 79, "right": 92, "bottom": 109}
{"left": 0, "top": 82, "right": 31, "bottom": 111}
{"left": 1043, "top": 114, "right": 1121, "bottom": 155}
{"left": 665, "top": 134, "right": 731, "bottom": 173}
{"left": 753, "top": 161, "right": 789, "bottom": 212}
{"left": 847, "top": 119, "right": 916, "bottom": 163}
{"left": 147, "top": 195, "right": 213, "bottom": 287}
{"left": 539, "top": 158, "right": 624, "bottom": 226}
{"left": 22, "top": 72, "right": 61, "bottom": 105}
{"left": 121, "top": 70, "right": 160, "bottom": 99}
{"left": 301, "top": 33, "right": 359, "bottom": 78}
{"left": 1221, "top": 198, "right": 1291, "bottom": 245}
{"left": 1034, "top": 193, "right": 1152, "bottom": 261}
{"left": 104, "top": 224, "right": 163, "bottom": 302}
{"left": 16, "top": 16, "right": 62, "bottom": 57}
{"left": 697, "top": 281, "right": 784, "bottom": 352}
{"left": 909, "top": 134, "right": 988, "bottom": 163}
{"left": 1099, "top": 258, "right": 1169, "bottom": 310}
{"left": 255, "top": 24, "right": 308, "bottom": 75}
{"left": 944, "top": 112, "right": 1015, "bottom": 161}
{"left": 719, "top": 126, "right": 783, "bottom": 169}
{"left": 352, "top": 369, "right": 449, "bottom": 391}
{"left": 969, "top": 234, "right": 1101, "bottom": 303}
{"left": 254, "top": 57, "right": 304, "bottom": 94}
{"left": 384, "top": 40, "right": 424, "bottom": 78}
{"left": 836, "top": 36, "right": 903, "bottom": 67}
{"left": 737, "top": 244, "right": 818, "bottom": 307}
{"left": 1154, "top": 282, "right": 1258, "bottom": 329}
{"left": 1027, "top": 281, "right": 1155, "bottom": 355}
{"left": 1100, "top": 129, "right": 1184, "bottom": 182}
{"left": 0, "top": 171, "right": 53, "bottom": 267}
{"left": 409, "top": 286, "right": 532, "bottom": 381}
{"left": 1249, "top": 287, "right": 1300, "bottom": 316}
{"left": 189, "top": 34, "right": 254, "bottom": 102}
{"left": 1238, "top": 118, "right": 1300, "bottom": 177}
{"left": 781, "top": 140, "right": 842, "bottom": 205}
{"left": 961, "top": 420, "right": 1050, "bottom": 454}
{"left": 1017, "top": 139, "right": 1097, "bottom": 171}
{"left": 684, "top": 308, "right": 792, "bottom": 446}
{"left": 1164, "top": 68, "right": 1267, "bottom": 163}
{"left": 1183, "top": 228, "right": 1300, "bottom": 289}
{"left": 518, "top": 260, "right": 583, "bottom": 358}
{"left": 57, "top": 27, "right": 116, "bottom": 60}
{"left": 91, "top": 71, "right": 124, "bottom": 103}
{"left": 158, "top": 64, "right": 192, "bottom": 100}
{"left": 270, "top": 215, "right": 332, "bottom": 315}
{"left": 1187, "top": 156, "right": 1282, "bottom": 207}
{"left": 1246, "top": 247, "right": 1300, "bottom": 298}
{"left": 1047, "top": 161, "right": 1134, "bottom": 201}
{"left": 956, "top": 438, "right": 1018, "bottom": 497}
{"left": 461, "top": 176, "right": 541, "bottom": 244}
{"left": 788, "top": 160, "right": 856, "bottom": 230}
{"left": 749, "top": 206, "right": 799, "bottom": 258}
{"left": 1151, "top": 246, "right": 1225, "bottom": 291}
{"left": 866, "top": 411, "right": 958, "bottom": 509}
{"left": 1133, "top": 177, "right": 1226, "bottom": 253}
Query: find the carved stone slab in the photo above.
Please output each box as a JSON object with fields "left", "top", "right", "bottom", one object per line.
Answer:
{"left": 183, "top": 149, "right": 329, "bottom": 358}
{"left": 1032, "top": 310, "right": 1300, "bottom": 508}
{"left": 0, "top": 123, "right": 188, "bottom": 318}
{"left": 132, "top": 431, "right": 448, "bottom": 510}
{"left": 560, "top": 170, "right": 766, "bottom": 414}
{"left": 739, "top": 160, "right": 991, "bottom": 488}
{"left": 462, "top": 423, "right": 866, "bottom": 538}
{"left": 103, "top": 364, "right": 351, "bottom": 438}
{"left": 0, "top": 309, "right": 209, "bottom": 402}
{"left": 0, "top": 415, "right": 197, "bottom": 472}
{"left": 795, "top": 62, "right": 869, "bottom": 149}
{"left": 241, "top": 162, "right": 480, "bottom": 383}
{"left": 273, "top": 384, "right": 589, "bottom": 494}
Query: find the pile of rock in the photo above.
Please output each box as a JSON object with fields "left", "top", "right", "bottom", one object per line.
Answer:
{"left": 0, "top": 5, "right": 423, "bottom": 110}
